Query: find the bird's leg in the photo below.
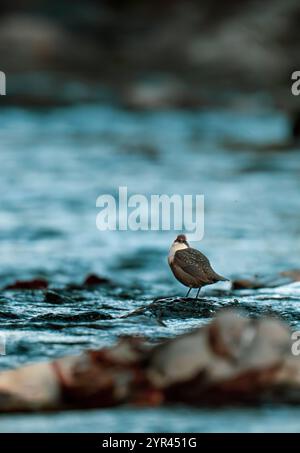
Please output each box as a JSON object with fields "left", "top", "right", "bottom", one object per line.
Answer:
{"left": 185, "top": 287, "right": 192, "bottom": 298}
{"left": 195, "top": 287, "right": 201, "bottom": 299}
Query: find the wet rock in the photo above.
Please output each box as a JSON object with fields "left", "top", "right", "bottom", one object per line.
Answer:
{"left": 83, "top": 274, "right": 111, "bottom": 287}
{"left": 31, "top": 311, "right": 112, "bottom": 323}
{"left": 232, "top": 278, "right": 264, "bottom": 290}
{"left": 44, "top": 291, "right": 73, "bottom": 304}
{"left": 64, "top": 274, "right": 112, "bottom": 291}
{"left": 120, "top": 296, "right": 227, "bottom": 321}
{"left": 4, "top": 278, "right": 48, "bottom": 290}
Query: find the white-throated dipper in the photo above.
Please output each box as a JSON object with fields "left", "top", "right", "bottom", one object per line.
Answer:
{"left": 168, "top": 234, "right": 229, "bottom": 298}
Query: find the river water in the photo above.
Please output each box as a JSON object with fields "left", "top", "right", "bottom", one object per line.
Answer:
{"left": 1, "top": 104, "right": 300, "bottom": 432}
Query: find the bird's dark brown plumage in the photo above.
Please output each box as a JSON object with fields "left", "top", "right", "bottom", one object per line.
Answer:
{"left": 173, "top": 247, "right": 228, "bottom": 287}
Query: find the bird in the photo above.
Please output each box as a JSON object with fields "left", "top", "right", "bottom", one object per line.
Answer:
{"left": 168, "top": 234, "right": 229, "bottom": 299}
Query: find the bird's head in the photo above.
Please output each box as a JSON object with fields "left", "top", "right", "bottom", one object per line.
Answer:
{"left": 173, "top": 234, "right": 189, "bottom": 247}
{"left": 168, "top": 234, "right": 189, "bottom": 262}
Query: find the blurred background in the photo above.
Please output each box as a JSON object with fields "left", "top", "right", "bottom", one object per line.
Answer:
{"left": 0, "top": 0, "right": 300, "bottom": 108}
{"left": 1, "top": 0, "right": 300, "bottom": 433}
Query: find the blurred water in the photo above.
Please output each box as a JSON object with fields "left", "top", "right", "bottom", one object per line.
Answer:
{"left": 1, "top": 104, "right": 300, "bottom": 432}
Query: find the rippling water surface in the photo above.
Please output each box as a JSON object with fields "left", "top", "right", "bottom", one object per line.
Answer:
{"left": 1, "top": 104, "right": 300, "bottom": 432}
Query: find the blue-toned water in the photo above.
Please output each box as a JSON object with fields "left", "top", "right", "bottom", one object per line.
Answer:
{"left": 1, "top": 104, "right": 300, "bottom": 432}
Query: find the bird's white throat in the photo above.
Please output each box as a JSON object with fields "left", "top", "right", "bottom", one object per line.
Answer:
{"left": 168, "top": 242, "right": 188, "bottom": 264}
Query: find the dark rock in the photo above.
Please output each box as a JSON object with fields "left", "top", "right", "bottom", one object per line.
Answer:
{"left": 232, "top": 278, "right": 262, "bottom": 290}
{"left": 83, "top": 274, "right": 111, "bottom": 287}
{"left": 31, "top": 311, "right": 112, "bottom": 323}
{"left": 44, "top": 291, "right": 72, "bottom": 304}
{"left": 0, "top": 311, "right": 19, "bottom": 320}
{"left": 120, "top": 297, "right": 227, "bottom": 321}
{"left": 4, "top": 278, "right": 48, "bottom": 290}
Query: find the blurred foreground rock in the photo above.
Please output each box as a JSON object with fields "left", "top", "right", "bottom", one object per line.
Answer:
{"left": 0, "top": 310, "right": 300, "bottom": 412}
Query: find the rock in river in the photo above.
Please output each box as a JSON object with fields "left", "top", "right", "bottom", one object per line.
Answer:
{"left": 0, "top": 309, "right": 299, "bottom": 411}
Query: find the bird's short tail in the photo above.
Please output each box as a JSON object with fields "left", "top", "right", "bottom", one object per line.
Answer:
{"left": 216, "top": 274, "right": 230, "bottom": 282}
